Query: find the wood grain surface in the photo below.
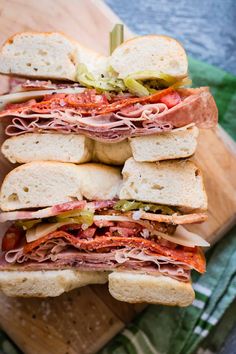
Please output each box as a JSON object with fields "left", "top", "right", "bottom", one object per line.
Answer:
{"left": 0, "top": 1, "right": 235, "bottom": 353}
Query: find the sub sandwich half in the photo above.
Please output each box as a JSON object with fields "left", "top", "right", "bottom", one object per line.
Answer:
{"left": 0, "top": 158, "right": 208, "bottom": 305}
{"left": 0, "top": 32, "right": 217, "bottom": 165}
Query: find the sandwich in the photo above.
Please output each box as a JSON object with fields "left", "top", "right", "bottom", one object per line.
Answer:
{"left": 0, "top": 32, "right": 217, "bottom": 165}
{"left": 0, "top": 158, "right": 209, "bottom": 305}
{"left": 0, "top": 31, "right": 217, "bottom": 306}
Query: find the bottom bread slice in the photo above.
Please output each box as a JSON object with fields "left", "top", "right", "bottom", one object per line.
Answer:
{"left": 0, "top": 270, "right": 108, "bottom": 297}
{"left": 108, "top": 272, "right": 195, "bottom": 306}
{"left": 0, "top": 270, "right": 194, "bottom": 306}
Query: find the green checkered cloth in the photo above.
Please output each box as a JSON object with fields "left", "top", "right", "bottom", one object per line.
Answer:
{"left": 0, "top": 59, "right": 236, "bottom": 354}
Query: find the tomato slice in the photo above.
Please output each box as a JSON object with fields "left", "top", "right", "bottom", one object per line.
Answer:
{"left": 159, "top": 91, "right": 181, "bottom": 108}
{"left": 2, "top": 225, "right": 23, "bottom": 251}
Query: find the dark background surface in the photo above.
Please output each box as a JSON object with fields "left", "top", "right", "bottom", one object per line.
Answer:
{"left": 106, "top": 1, "right": 236, "bottom": 353}
{"left": 106, "top": 0, "right": 236, "bottom": 75}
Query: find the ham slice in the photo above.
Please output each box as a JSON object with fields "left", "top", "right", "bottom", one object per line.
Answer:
{"left": 4, "top": 106, "right": 173, "bottom": 142}
{"left": 2, "top": 243, "right": 191, "bottom": 282}
{"left": 0, "top": 255, "right": 191, "bottom": 282}
{"left": 1, "top": 87, "right": 218, "bottom": 142}
{"left": 9, "top": 78, "right": 83, "bottom": 93}
{"left": 18, "top": 80, "right": 83, "bottom": 92}
{"left": 1, "top": 216, "right": 206, "bottom": 282}
{"left": 2, "top": 222, "right": 206, "bottom": 273}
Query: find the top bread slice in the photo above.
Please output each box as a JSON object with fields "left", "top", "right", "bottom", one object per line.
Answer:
{"left": 0, "top": 159, "right": 206, "bottom": 211}
{"left": 0, "top": 161, "right": 122, "bottom": 210}
{"left": 109, "top": 35, "right": 188, "bottom": 79}
{"left": 0, "top": 32, "right": 108, "bottom": 81}
{"left": 0, "top": 32, "right": 188, "bottom": 81}
{"left": 120, "top": 158, "right": 207, "bottom": 211}
{"left": 0, "top": 32, "right": 77, "bottom": 80}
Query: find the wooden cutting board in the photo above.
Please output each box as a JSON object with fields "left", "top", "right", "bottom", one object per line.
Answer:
{"left": 0, "top": 1, "right": 235, "bottom": 354}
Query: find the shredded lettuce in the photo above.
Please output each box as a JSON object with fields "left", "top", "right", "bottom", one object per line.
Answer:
{"left": 123, "top": 77, "right": 149, "bottom": 96}
{"left": 16, "top": 210, "right": 94, "bottom": 231}
{"left": 125, "top": 71, "right": 178, "bottom": 83}
{"left": 172, "top": 77, "right": 192, "bottom": 88}
{"left": 16, "top": 219, "right": 42, "bottom": 230}
{"left": 76, "top": 64, "right": 125, "bottom": 92}
{"left": 52, "top": 209, "right": 86, "bottom": 219}
{"left": 55, "top": 210, "right": 94, "bottom": 227}
{"left": 124, "top": 71, "right": 188, "bottom": 97}
{"left": 76, "top": 65, "right": 190, "bottom": 96}
{"left": 114, "top": 200, "right": 176, "bottom": 215}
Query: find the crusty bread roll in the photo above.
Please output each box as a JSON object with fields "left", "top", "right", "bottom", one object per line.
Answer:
{"left": 0, "top": 161, "right": 121, "bottom": 211}
{"left": 0, "top": 32, "right": 187, "bottom": 81}
{"left": 109, "top": 35, "right": 188, "bottom": 79}
{"left": 1, "top": 127, "right": 198, "bottom": 165}
{"left": 0, "top": 270, "right": 108, "bottom": 297}
{"left": 109, "top": 272, "right": 195, "bottom": 306}
{"left": 130, "top": 126, "right": 199, "bottom": 162}
{"left": 120, "top": 158, "right": 207, "bottom": 211}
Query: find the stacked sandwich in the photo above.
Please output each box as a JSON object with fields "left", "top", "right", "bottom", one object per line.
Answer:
{"left": 0, "top": 33, "right": 217, "bottom": 305}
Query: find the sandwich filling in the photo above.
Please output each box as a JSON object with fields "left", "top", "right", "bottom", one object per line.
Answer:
{"left": 0, "top": 200, "right": 207, "bottom": 282}
{"left": 0, "top": 79, "right": 217, "bottom": 142}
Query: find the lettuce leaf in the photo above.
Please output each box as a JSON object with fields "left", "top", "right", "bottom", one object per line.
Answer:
{"left": 76, "top": 64, "right": 190, "bottom": 96}
{"left": 114, "top": 200, "right": 177, "bottom": 215}
{"left": 16, "top": 219, "right": 42, "bottom": 230}
{"left": 16, "top": 210, "right": 94, "bottom": 230}
{"left": 55, "top": 210, "right": 94, "bottom": 227}
{"left": 76, "top": 64, "right": 125, "bottom": 91}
